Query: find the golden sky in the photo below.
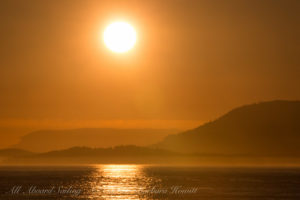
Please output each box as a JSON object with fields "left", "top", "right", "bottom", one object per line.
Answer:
{"left": 0, "top": 0, "right": 299, "bottom": 147}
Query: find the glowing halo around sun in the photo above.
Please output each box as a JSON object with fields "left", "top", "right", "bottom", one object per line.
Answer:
{"left": 103, "top": 22, "right": 137, "bottom": 53}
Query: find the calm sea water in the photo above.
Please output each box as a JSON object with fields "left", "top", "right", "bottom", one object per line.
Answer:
{"left": 0, "top": 165, "right": 300, "bottom": 199}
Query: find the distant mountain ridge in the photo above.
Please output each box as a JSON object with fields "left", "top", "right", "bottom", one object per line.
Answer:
{"left": 1, "top": 144, "right": 300, "bottom": 166}
{"left": 0, "top": 146, "right": 184, "bottom": 165}
{"left": 36, "top": 145, "right": 178, "bottom": 157}
{"left": 6, "top": 100, "right": 300, "bottom": 165}
{"left": 156, "top": 100, "right": 300, "bottom": 156}
{"left": 13, "top": 128, "right": 178, "bottom": 152}
{"left": 0, "top": 148, "right": 34, "bottom": 157}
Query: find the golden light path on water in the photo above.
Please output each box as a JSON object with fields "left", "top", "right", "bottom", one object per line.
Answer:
{"left": 88, "top": 165, "right": 159, "bottom": 200}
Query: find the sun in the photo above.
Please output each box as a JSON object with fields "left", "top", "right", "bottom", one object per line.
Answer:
{"left": 103, "top": 22, "right": 137, "bottom": 53}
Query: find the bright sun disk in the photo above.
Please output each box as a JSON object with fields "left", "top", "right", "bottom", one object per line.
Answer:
{"left": 103, "top": 22, "right": 137, "bottom": 53}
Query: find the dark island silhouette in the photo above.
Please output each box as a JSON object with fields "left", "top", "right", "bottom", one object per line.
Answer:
{"left": 1, "top": 100, "right": 300, "bottom": 166}
{"left": 0, "top": 146, "right": 186, "bottom": 165}
{"left": 156, "top": 100, "right": 300, "bottom": 156}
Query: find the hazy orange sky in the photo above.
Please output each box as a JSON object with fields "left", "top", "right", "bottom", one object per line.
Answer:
{"left": 0, "top": 0, "right": 299, "bottom": 147}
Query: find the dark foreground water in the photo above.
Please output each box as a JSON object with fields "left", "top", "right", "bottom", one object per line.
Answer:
{"left": 0, "top": 165, "right": 300, "bottom": 200}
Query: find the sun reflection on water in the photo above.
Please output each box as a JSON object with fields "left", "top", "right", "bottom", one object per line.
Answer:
{"left": 89, "top": 165, "right": 155, "bottom": 200}
{"left": 100, "top": 165, "right": 144, "bottom": 200}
